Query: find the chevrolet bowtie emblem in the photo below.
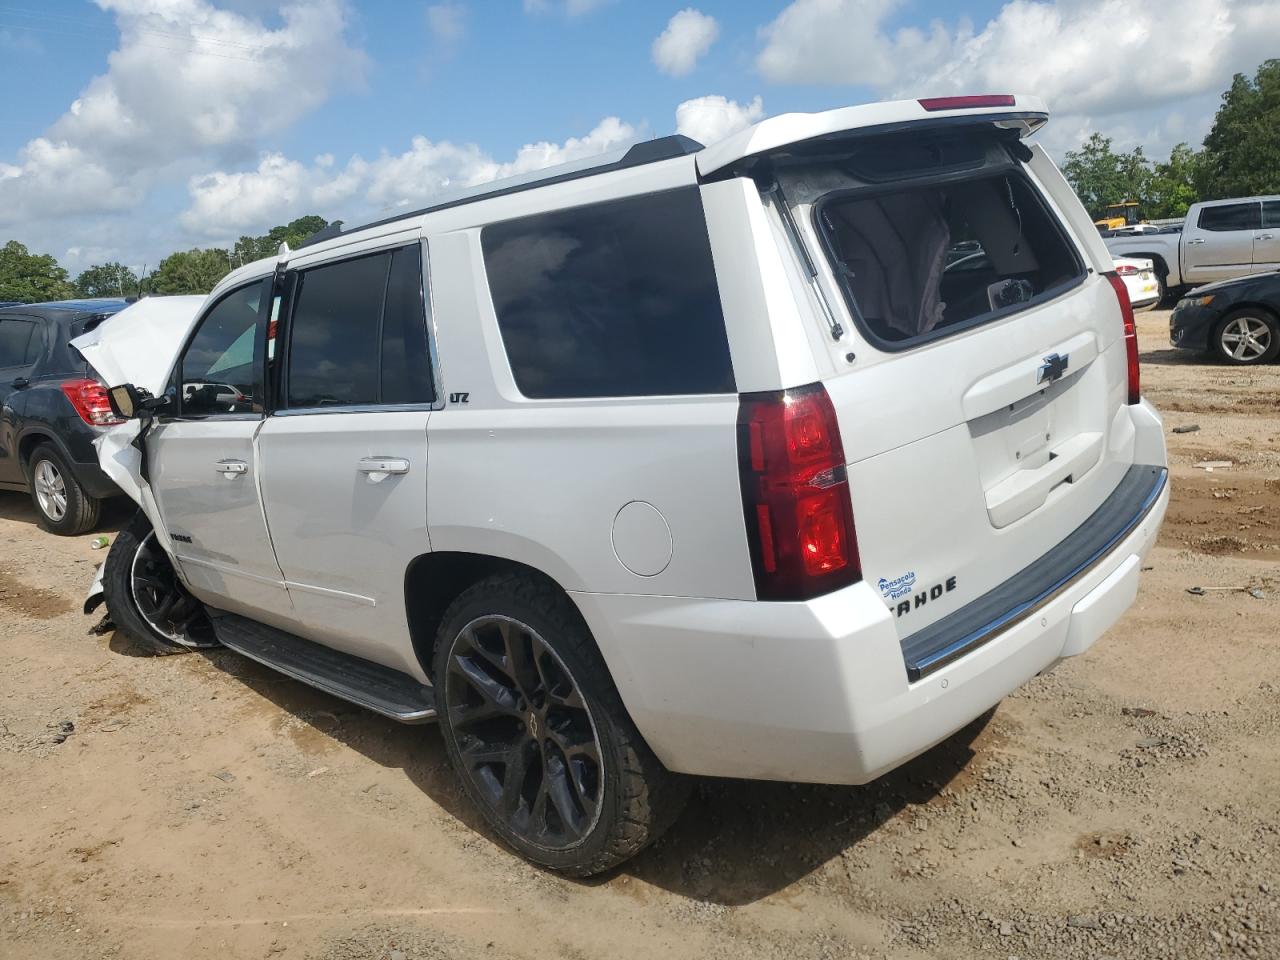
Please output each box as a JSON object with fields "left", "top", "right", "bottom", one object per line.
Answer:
{"left": 1038, "top": 352, "right": 1069, "bottom": 384}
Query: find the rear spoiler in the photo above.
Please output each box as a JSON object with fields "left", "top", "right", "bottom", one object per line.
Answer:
{"left": 696, "top": 94, "right": 1048, "bottom": 179}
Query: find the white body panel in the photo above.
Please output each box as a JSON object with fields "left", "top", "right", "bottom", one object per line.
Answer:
{"left": 146, "top": 418, "right": 292, "bottom": 621}
{"left": 256, "top": 411, "right": 431, "bottom": 680}
{"left": 85, "top": 96, "right": 1169, "bottom": 788}
{"left": 575, "top": 439, "right": 1167, "bottom": 783}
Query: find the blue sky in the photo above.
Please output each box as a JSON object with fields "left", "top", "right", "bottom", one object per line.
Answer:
{"left": 0, "top": 0, "right": 1272, "bottom": 275}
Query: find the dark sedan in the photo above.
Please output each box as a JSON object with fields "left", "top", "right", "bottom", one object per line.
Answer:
{"left": 0, "top": 298, "right": 130, "bottom": 533}
{"left": 1170, "top": 271, "right": 1280, "bottom": 365}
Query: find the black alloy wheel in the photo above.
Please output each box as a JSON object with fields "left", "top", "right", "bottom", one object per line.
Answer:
{"left": 129, "top": 530, "right": 217, "bottom": 648}
{"left": 444, "top": 615, "right": 604, "bottom": 849}
{"left": 432, "top": 572, "right": 689, "bottom": 876}
{"left": 103, "top": 511, "right": 218, "bottom": 655}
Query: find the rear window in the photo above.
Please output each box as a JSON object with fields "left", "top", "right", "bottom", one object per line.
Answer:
{"left": 1197, "top": 202, "right": 1261, "bottom": 232}
{"left": 481, "top": 187, "right": 734, "bottom": 399}
{"left": 815, "top": 172, "right": 1084, "bottom": 349}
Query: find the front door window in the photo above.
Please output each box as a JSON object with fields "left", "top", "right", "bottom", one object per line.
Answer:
{"left": 179, "top": 279, "right": 269, "bottom": 416}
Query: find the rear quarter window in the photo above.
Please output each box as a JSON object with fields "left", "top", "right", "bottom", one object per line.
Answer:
{"left": 481, "top": 187, "right": 735, "bottom": 399}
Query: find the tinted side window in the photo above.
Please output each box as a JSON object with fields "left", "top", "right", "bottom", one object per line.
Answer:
{"left": 1198, "top": 203, "right": 1261, "bottom": 232}
{"left": 1263, "top": 200, "right": 1280, "bottom": 229}
{"left": 380, "top": 245, "right": 435, "bottom": 404}
{"left": 180, "top": 280, "right": 269, "bottom": 416}
{"left": 287, "top": 253, "right": 387, "bottom": 408}
{"left": 481, "top": 187, "right": 734, "bottom": 399}
{"left": 0, "top": 318, "right": 37, "bottom": 368}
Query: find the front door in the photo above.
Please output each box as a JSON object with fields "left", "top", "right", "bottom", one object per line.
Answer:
{"left": 0, "top": 314, "right": 44, "bottom": 485}
{"left": 256, "top": 239, "right": 436, "bottom": 676}
{"left": 1182, "top": 201, "right": 1261, "bottom": 284}
{"left": 148, "top": 278, "right": 291, "bottom": 621}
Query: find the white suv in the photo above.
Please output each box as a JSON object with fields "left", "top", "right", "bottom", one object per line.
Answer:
{"left": 79, "top": 95, "right": 1168, "bottom": 876}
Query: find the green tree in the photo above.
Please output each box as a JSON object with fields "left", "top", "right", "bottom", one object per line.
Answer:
{"left": 231, "top": 215, "right": 329, "bottom": 266}
{"left": 1145, "top": 143, "right": 1202, "bottom": 220}
{"left": 0, "top": 240, "right": 76, "bottom": 303}
{"left": 146, "top": 248, "right": 233, "bottom": 295}
{"left": 74, "top": 261, "right": 139, "bottom": 299}
{"left": 1061, "top": 133, "right": 1151, "bottom": 220}
{"left": 1199, "top": 58, "right": 1280, "bottom": 199}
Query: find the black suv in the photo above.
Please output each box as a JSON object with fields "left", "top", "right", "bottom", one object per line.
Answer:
{"left": 0, "top": 299, "right": 130, "bottom": 534}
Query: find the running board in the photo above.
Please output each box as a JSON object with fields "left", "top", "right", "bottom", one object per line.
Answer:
{"left": 209, "top": 613, "right": 437, "bottom": 723}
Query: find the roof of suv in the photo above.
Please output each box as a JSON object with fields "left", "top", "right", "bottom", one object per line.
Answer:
{"left": 211, "top": 94, "right": 1051, "bottom": 298}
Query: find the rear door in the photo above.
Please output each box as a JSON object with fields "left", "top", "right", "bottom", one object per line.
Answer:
{"left": 256, "top": 237, "right": 436, "bottom": 677}
{"left": 769, "top": 131, "right": 1140, "bottom": 638}
{"left": 0, "top": 314, "right": 44, "bottom": 485}
{"left": 1182, "top": 201, "right": 1261, "bottom": 283}
{"left": 1253, "top": 200, "right": 1280, "bottom": 273}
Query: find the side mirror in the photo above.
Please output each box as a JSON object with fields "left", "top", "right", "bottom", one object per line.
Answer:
{"left": 107, "top": 383, "right": 170, "bottom": 420}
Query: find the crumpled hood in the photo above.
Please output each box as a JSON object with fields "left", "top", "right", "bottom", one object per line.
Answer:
{"left": 70, "top": 295, "right": 206, "bottom": 396}
{"left": 68, "top": 295, "right": 205, "bottom": 529}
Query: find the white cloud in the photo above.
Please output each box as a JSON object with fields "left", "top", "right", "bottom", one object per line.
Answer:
{"left": 0, "top": 0, "right": 365, "bottom": 229}
{"left": 181, "top": 117, "right": 639, "bottom": 239}
{"left": 426, "top": 2, "right": 466, "bottom": 43}
{"left": 652, "top": 9, "right": 719, "bottom": 77}
{"left": 755, "top": 0, "right": 1279, "bottom": 153}
{"left": 675, "top": 95, "right": 765, "bottom": 145}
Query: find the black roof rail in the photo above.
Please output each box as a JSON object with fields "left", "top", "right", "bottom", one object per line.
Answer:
{"left": 294, "top": 134, "right": 704, "bottom": 250}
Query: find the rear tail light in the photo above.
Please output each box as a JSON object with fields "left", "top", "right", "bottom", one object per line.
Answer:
{"left": 1113, "top": 263, "right": 1138, "bottom": 276}
{"left": 60, "top": 378, "right": 125, "bottom": 426}
{"left": 1104, "top": 272, "right": 1141, "bottom": 405}
{"left": 737, "top": 382, "right": 861, "bottom": 601}
{"left": 919, "top": 95, "right": 1016, "bottom": 111}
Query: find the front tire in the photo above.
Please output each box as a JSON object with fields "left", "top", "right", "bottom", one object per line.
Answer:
{"left": 433, "top": 573, "right": 688, "bottom": 876}
{"left": 102, "top": 511, "right": 218, "bottom": 655}
{"left": 1214, "top": 308, "right": 1279, "bottom": 365}
{"left": 27, "top": 442, "right": 101, "bottom": 535}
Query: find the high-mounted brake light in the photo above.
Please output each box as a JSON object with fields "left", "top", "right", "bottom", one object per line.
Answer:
{"left": 1104, "top": 272, "right": 1141, "bottom": 405}
{"left": 61, "top": 378, "right": 125, "bottom": 426}
{"left": 918, "top": 95, "right": 1016, "bottom": 112}
{"left": 737, "top": 383, "right": 861, "bottom": 601}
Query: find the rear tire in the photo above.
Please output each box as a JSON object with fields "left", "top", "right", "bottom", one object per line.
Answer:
{"left": 1213, "top": 308, "right": 1279, "bottom": 365}
{"left": 26, "top": 442, "right": 101, "bottom": 536}
{"left": 103, "top": 511, "right": 218, "bottom": 655}
{"left": 433, "top": 572, "right": 689, "bottom": 876}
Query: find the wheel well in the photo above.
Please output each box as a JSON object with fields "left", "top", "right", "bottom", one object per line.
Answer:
{"left": 17, "top": 432, "right": 55, "bottom": 470}
{"left": 1122, "top": 252, "right": 1168, "bottom": 277}
{"left": 1220, "top": 301, "right": 1280, "bottom": 323}
{"left": 404, "top": 552, "right": 577, "bottom": 679}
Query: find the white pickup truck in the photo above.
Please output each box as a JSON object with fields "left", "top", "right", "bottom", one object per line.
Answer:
{"left": 1105, "top": 196, "right": 1280, "bottom": 303}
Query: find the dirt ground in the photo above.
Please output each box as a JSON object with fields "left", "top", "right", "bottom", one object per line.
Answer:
{"left": 2, "top": 308, "right": 1278, "bottom": 960}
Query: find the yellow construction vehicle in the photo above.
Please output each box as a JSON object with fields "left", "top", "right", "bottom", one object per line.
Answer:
{"left": 1094, "top": 200, "right": 1142, "bottom": 231}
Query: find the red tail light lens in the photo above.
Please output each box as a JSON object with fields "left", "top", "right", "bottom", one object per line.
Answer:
{"left": 918, "top": 95, "right": 1016, "bottom": 111}
{"left": 738, "top": 382, "right": 861, "bottom": 601}
{"left": 1104, "top": 272, "right": 1140, "bottom": 405}
{"left": 60, "top": 378, "right": 125, "bottom": 426}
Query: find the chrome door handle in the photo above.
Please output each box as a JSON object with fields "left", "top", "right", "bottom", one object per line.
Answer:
{"left": 358, "top": 456, "right": 410, "bottom": 477}
{"left": 1187, "top": 238, "right": 1206, "bottom": 244}
{"left": 215, "top": 459, "right": 248, "bottom": 478}
{"left": 1258, "top": 234, "right": 1275, "bottom": 240}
